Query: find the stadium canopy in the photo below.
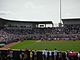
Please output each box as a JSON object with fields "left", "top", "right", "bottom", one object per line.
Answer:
{"left": 62, "top": 18, "right": 80, "bottom": 25}
{"left": 0, "top": 18, "right": 52, "bottom": 23}
{"left": 0, "top": 18, "right": 53, "bottom": 28}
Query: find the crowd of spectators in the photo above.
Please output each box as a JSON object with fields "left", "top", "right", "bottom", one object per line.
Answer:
{"left": 64, "top": 24, "right": 80, "bottom": 34}
{"left": 0, "top": 48, "right": 80, "bottom": 60}
{"left": 0, "top": 24, "right": 80, "bottom": 43}
{"left": 0, "top": 29, "right": 25, "bottom": 44}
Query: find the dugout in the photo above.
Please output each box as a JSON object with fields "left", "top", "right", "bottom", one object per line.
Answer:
{"left": 0, "top": 18, "right": 53, "bottom": 28}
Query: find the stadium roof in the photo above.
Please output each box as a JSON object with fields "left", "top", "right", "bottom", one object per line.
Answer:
{"left": 62, "top": 18, "right": 80, "bottom": 24}
{"left": 0, "top": 18, "right": 53, "bottom": 24}
{"left": 62, "top": 18, "right": 80, "bottom": 21}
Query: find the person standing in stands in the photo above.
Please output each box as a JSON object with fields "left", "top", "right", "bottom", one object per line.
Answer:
{"left": 78, "top": 52, "right": 80, "bottom": 60}
{"left": 58, "top": 52, "right": 62, "bottom": 60}
{"left": 13, "top": 50, "right": 20, "bottom": 60}
{"left": 30, "top": 50, "right": 33, "bottom": 60}
{"left": 37, "top": 51, "right": 43, "bottom": 60}
{"left": 68, "top": 51, "right": 77, "bottom": 60}
{"left": 32, "top": 50, "right": 37, "bottom": 60}
{"left": 1, "top": 50, "right": 8, "bottom": 60}
{"left": 22, "top": 51, "right": 27, "bottom": 60}
{"left": 62, "top": 52, "right": 67, "bottom": 60}
{"left": 7, "top": 50, "right": 13, "bottom": 60}
{"left": 42, "top": 49, "right": 48, "bottom": 60}
{"left": 49, "top": 50, "right": 53, "bottom": 60}
{"left": 20, "top": 51, "right": 24, "bottom": 60}
{"left": 53, "top": 48, "right": 58, "bottom": 60}
{"left": 24, "top": 49, "right": 30, "bottom": 60}
{"left": 19, "top": 49, "right": 23, "bottom": 60}
{"left": 66, "top": 50, "right": 69, "bottom": 60}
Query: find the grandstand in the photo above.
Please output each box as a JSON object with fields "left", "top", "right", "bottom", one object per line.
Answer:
{"left": 0, "top": 18, "right": 54, "bottom": 44}
{"left": 0, "top": 18, "right": 80, "bottom": 43}
{"left": 0, "top": 18, "right": 80, "bottom": 60}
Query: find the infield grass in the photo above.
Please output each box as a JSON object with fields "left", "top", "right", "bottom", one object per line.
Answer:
{"left": 10, "top": 40, "right": 80, "bottom": 52}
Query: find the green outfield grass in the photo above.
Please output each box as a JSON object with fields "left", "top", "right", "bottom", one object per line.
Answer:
{"left": 10, "top": 40, "right": 80, "bottom": 51}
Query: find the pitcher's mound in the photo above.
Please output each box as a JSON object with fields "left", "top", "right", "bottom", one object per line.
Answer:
{"left": 36, "top": 40, "right": 41, "bottom": 42}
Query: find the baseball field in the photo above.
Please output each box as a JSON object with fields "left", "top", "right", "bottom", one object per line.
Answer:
{"left": 10, "top": 40, "right": 80, "bottom": 52}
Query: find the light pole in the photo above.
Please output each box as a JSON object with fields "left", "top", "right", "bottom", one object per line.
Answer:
{"left": 59, "top": 0, "right": 62, "bottom": 27}
{"left": 60, "top": 0, "right": 62, "bottom": 23}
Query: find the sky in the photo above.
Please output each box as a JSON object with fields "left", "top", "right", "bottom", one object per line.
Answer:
{"left": 0, "top": 0, "right": 80, "bottom": 24}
